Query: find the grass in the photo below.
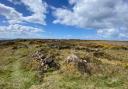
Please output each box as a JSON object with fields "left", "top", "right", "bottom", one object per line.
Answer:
{"left": 0, "top": 44, "right": 39, "bottom": 89}
{"left": 0, "top": 39, "right": 128, "bottom": 89}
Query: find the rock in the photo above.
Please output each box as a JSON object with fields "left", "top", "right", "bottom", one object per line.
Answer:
{"left": 65, "top": 54, "right": 93, "bottom": 75}
{"left": 43, "top": 57, "right": 54, "bottom": 64}
{"left": 34, "top": 53, "right": 60, "bottom": 81}
{"left": 32, "top": 50, "right": 60, "bottom": 74}
{"left": 43, "top": 57, "right": 60, "bottom": 70}
{"left": 77, "top": 60, "right": 92, "bottom": 75}
{"left": 32, "top": 50, "right": 45, "bottom": 60}
{"left": 65, "top": 54, "right": 80, "bottom": 64}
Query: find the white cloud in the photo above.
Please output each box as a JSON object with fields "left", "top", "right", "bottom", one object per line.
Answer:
{"left": 21, "top": 0, "right": 47, "bottom": 25}
{"left": 69, "top": 0, "right": 77, "bottom": 5}
{"left": 0, "top": 24, "right": 43, "bottom": 33}
{"left": 97, "top": 27, "right": 128, "bottom": 40}
{"left": 0, "top": 0, "right": 47, "bottom": 38}
{"left": 0, "top": 24, "right": 44, "bottom": 38}
{"left": 0, "top": 3, "right": 22, "bottom": 24}
{"left": 53, "top": 0, "right": 128, "bottom": 40}
{"left": 0, "top": 0, "right": 47, "bottom": 25}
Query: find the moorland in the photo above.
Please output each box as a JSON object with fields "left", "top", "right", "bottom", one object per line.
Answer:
{"left": 0, "top": 39, "right": 128, "bottom": 89}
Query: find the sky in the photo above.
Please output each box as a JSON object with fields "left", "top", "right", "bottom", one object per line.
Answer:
{"left": 0, "top": 0, "right": 128, "bottom": 40}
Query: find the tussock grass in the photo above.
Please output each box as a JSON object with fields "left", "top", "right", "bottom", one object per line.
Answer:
{"left": 0, "top": 40, "right": 128, "bottom": 89}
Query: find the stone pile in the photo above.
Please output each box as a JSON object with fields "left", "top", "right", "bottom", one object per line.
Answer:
{"left": 65, "top": 54, "right": 92, "bottom": 75}
{"left": 32, "top": 50, "right": 60, "bottom": 73}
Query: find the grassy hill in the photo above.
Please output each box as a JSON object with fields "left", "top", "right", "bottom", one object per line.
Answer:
{"left": 0, "top": 39, "right": 128, "bottom": 89}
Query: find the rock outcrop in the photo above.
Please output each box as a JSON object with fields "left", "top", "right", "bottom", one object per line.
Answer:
{"left": 65, "top": 54, "right": 92, "bottom": 75}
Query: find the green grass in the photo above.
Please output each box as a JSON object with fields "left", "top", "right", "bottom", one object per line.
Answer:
{"left": 0, "top": 40, "right": 128, "bottom": 89}
{"left": 0, "top": 45, "right": 39, "bottom": 89}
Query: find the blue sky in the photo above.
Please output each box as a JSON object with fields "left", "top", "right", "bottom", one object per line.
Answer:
{"left": 0, "top": 0, "right": 128, "bottom": 40}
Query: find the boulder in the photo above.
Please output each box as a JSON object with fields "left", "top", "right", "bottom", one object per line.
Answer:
{"left": 65, "top": 54, "right": 80, "bottom": 64}
{"left": 65, "top": 54, "right": 93, "bottom": 75}
{"left": 77, "top": 60, "right": 92, "bottom": 75}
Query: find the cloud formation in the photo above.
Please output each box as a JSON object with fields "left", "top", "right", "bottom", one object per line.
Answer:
{"left": 0, "top": 0, "right": 128, "bottom": 40}
{"left": 0, "top": 0, "right": 47, "bottom": 38}
{"left": 0, "top": 24, "right": 44, "bottom": 38}
{"left": 21, "top": 0, "right": 47, "bottom": 24}
{"left": 0, "top": 3, "right": 22, "bottom": 24}
{"left": 53, "top": 0, "right": 128, "bottom": 40}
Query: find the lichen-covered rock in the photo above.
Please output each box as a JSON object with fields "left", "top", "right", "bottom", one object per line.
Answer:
{"left": 65, "top": 54, "right": 93, "bottom": 75}
{"left": 32, "top": 50, "right": 46, "bottom": 60}
{"left": 65, "top": 54, "right": 80, "bottom": 64}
